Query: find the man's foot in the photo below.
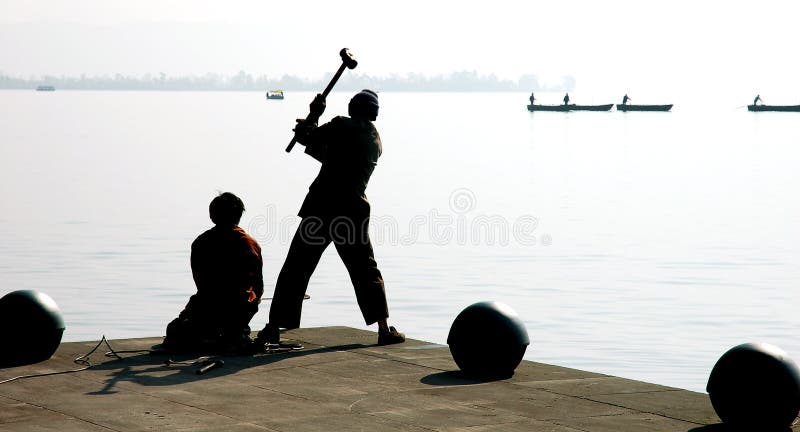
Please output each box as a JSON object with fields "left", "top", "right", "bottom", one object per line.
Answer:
{"left": 378, "top": 326, "right": 405, "bottom": 346}
{"left": 264, "top": 341, "right": 304, "bottom": 352}
{"left": 254, "top": 323, "right": 280, "bottom": 346}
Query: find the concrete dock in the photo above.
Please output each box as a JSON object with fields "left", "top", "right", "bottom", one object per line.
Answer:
{"left": 0, "top": 326, "right": 771, "bottom": 431}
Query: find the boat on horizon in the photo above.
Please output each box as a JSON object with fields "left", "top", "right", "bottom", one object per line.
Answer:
{"left": 747, "top": 104, "right": 800, "bottom": 112}
{"left": 266, "top": 90, "right": 284, "bottom": 100}
{"left": 35, "top": 85, "right": 55, "bottom": 92}
{"left": 527, "top": 103, "right": 613, "bottom": 112}
{"left": 616, "top": 104, "right": 673, "bottom": 112}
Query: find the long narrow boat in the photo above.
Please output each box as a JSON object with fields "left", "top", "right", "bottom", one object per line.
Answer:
{"left": 616, "top": 104, "right": 673, "bottom": 112}
{"left": 527, "top": 104, "right": 613, "bottom": 112}
{"left": 528, "top": 104, "right": 570, "bottom": 111}
{"left": 747, "top": 104, "right": 800, "bottom": 112}
{"left": 573, "top": 104, "right": 614, "bottom": 111}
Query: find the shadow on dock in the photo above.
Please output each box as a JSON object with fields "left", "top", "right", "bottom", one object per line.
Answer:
{"left": 86, "top": 343, "right": 368, "bottom": 395}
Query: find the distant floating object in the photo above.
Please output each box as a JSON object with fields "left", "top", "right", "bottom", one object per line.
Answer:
{"left": 35, "top": 85, "right": 55, "bottom": 92}
{"left": 616, "top": 104, "right": 673, "bottom": 112}
{"left": 527, "top": 103, "right": 613, "bottom": 112}
{"left": 748, "top": 104, "right": 800, "bottom": 112}
{"left": 266, "top": 90, "right": 284, "bottom": 100}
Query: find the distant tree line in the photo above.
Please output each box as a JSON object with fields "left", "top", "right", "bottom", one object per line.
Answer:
{"left": 0, "top": 70, "right": 575, "bottom": 92}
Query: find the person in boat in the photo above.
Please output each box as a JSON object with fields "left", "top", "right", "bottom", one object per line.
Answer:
{"left": 563, "top": 92, "right": 570, "bottom": 106}
{"left": 164, "top": 192, "right": 264, "bottom": 352}
{"left": 622, "top": 94, "right": 630, "bottom": 105}
{"left": 255, "top": 90, "right": 405, "bottom": 347}
{"left": 753, "top": 94, "right": 763, "bottom": 106}
{"left": 529, "top": 92, "right": 536, "bottom": 105}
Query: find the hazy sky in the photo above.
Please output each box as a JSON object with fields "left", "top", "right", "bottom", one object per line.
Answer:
{"left": 2, "top": 1, "right": 799, "bottom": 97}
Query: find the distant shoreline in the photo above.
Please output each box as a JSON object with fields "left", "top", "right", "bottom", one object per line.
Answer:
{"left": 0, "top": 71, "right": 575, "bottom": 93}
{"left": 4, "top": 88, "right": 564, "bottom": 93}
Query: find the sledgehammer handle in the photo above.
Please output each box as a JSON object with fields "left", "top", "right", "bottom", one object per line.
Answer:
{"left": 285, "top": 64, "right": 347, "bottom": 153}
{"left": 286, "top": 48, "right": 357, "bottom": 153}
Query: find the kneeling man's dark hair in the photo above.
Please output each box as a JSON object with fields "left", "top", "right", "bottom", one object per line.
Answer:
{"left": 209, "top": 192, "right": 245, "bottom": 226}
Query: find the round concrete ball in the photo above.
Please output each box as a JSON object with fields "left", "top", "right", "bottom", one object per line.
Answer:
{"left": 707, "top": 342, "right": 800, "bottom": 429}
{"left": 0, "top": 290, "right": 65, "bottom": 367}
{"left": 447, "top": 301, "right": 530, "bottom": 378}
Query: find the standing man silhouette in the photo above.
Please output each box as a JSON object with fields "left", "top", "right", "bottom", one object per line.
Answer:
{"left": 563, "top": 92, "right": 571, "bottom": 105}
{"left": 256, "top": 90, "right": 405, "bottom": 347}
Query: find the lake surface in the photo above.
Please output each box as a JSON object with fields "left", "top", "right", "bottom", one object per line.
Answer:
{"left": 1, "top": 90, "right": 798, "bottom": 392}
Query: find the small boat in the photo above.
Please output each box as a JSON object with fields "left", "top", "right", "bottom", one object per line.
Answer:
{"left": 528, "top": 104, "right": 570, "bottom": 111}
{"left": 527, "top": 103, "right": 613, "bottom": 112}
{"left": 573, "top": 104, "right": 614, "bottom": 111}
{"left": 616, "top": 104, "right": 673, "bottom": 112}
{"left": 35, "top": 85, "right": 55, "bottom": 92}
{"left": 748, "top": 104, "right": 800, "bottom": 112}
{"left": 266, "top": 90, "right": 284, "bottom": 100}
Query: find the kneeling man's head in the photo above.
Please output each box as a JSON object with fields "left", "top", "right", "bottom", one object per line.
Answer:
{"left": 209, "top": 192, "right": 245, "bottom": 226}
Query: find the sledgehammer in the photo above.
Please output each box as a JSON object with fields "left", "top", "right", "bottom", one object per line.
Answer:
{"left": 285, "top": 48, "right": 358, "bottom": 152}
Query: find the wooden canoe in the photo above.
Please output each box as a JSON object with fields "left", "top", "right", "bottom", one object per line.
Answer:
{"left": 748, "top": 104, "right": 800, "bottom": 112}
{"left": 616, "top": 104, "right": 673, "bottom": 112}
{"left": 528, "top": 104, "right": 570, "bottom": 111}
{"left": 527, "top": 104, "right": 613, "bottom": 112}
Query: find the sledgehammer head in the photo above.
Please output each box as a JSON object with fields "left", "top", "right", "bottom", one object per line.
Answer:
{"left": 340, "top": 48, "right": 358, "bottom": 69}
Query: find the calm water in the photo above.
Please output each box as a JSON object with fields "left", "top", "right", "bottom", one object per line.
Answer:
{"left": 1, "top": 90, "right": 799, "bottom": 392}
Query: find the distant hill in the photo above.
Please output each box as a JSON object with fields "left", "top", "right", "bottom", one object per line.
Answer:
{"left": 0, "top": 71, "right": 575, "bottom": 92}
